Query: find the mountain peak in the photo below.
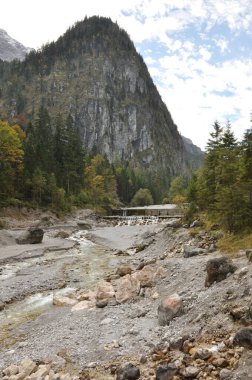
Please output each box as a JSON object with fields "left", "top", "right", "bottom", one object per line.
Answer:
{"left": 0, "top": 29, "right": 30, "bottom": 61}
{"left": 0, "top": 17, "right": 203, "bottom": 197}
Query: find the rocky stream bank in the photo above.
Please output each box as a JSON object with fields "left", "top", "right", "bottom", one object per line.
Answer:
{"left": 0, "top": 210, "right": 252, "bottom": 380}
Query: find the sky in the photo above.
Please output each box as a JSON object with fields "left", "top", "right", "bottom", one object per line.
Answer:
{"left": 1, "top": 0, "right": 252, "bottom": 150}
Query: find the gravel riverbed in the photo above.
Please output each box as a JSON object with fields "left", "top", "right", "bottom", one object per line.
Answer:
{"left": 0, "top": 214, "right": 252, "bottom": 379}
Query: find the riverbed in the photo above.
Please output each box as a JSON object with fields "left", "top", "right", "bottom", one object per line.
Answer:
{"left": 1, "top": 219, "right": 250, "bottom": 379}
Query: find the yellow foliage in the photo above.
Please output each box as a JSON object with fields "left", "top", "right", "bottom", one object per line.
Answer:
{"left": 0, "top": 121, "right": 24, "bottom": 169}
{"left": 0, "top": 121, "right": 24, "bottom": 196}
{"left": 84, "top": 154, "right": 118, "bottom": 206}
{"left": 12, "top": 124, "right": 27, "bottom": 142}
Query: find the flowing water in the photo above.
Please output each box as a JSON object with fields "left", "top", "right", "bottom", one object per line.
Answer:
{"left": 0, "top": 231, "right": 121, "bottom": 344}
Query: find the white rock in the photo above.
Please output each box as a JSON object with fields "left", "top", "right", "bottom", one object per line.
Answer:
{"left": 53, "top": 295, "right": 78, "bottom": 307}
{"left": 71, "top": 300, "right": 92, "bottom": 311}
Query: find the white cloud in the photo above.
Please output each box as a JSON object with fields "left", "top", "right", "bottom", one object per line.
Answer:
{"left": 144, "top": 56, "right": 156, "bottom": 64}
{"left": 199, "top": 48, "right": 212, "bottom": 61}
{"left": 156, "top": 50, "right": 252, "bottom": 148}
{"left": 214, "top": 38, "right": 229, "bottom": 54}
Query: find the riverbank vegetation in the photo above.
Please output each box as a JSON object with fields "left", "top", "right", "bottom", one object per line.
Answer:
{"left": 169, "top": 121, "right": 252, "bottom": 235}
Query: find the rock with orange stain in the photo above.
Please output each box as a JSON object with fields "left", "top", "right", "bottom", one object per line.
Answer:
{"left": 158, "top": 293, "right": 183, "bottom": 326}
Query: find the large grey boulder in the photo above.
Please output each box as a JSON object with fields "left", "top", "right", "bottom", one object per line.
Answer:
{"left": 16, "top": 227, "right": 44, "bottom": 244}
{"left": 205, "top": 256, "right": 237, "bottom": 287}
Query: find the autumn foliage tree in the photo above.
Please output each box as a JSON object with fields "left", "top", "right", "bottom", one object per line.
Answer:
{"left": 84, "top": 154, "right": 118, "bottom": 208}
{"left": 0, "top": 121, "right": 24, "bottom": 198}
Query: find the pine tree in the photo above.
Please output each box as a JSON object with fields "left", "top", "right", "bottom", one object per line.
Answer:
{"left": 198, "top": 121, "right": 223, "bottom": 211}
{"left": 33, "top": 106, "right": 54, "bottom": 173}
{"left": 221, "top": 121, "right": 237, "bottom": 150}
{"left": 53, "top": 113, "right": 68, "bottom": 187}
{"left": 64, "top": 115, "right": 84, "bottom": 194}
{"left": 240, "top": 128, "right": 252, "bottom": 227}
{"left": 32, "top": 168, "right": 46, "bottom": 203}
{"left": 206, "top": 121, "right": 223, "bottom": 151}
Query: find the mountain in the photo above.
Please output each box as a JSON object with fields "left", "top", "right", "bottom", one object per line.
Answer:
{"left": 0, "top": 29, "right": 30, "bottom": 61}
{"left": 0, "top": 17, "right": 203, "bottom": 190}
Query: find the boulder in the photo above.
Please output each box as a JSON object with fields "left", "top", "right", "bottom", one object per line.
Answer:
{"left": 234, "top": 327, "right": 252, "bottom": 348}
{"left": 71, "top": 300, "right": 92, "bottom": 311}
{"left": 116, "top": 266, "right": 132, "bottom": 277}
{"left": 116, "top": 363, "right": 140, "bottom": 380}
{"left": 183, "top": 244, "right": 207, "bottom": 258}
{"left": 95, "top": 281, "right": 115, "bottom": 303}
{"left": 132, "top": 265, "right": 166, "bottom": 288}
{"left": 230, "top": 306, "right": 248, "bottom": 320}
{"left": 3, "top": 364, "right": 20, "bottom": 376}
{"left": 158, "top": 293, "right": 183, "bottom": 326}
{"left": 53, "top": 295, "right": 78, "bottom": 307}
{"left": 166, "top": 220, "right": 182, "bottom": 228}
{"left": 131, "top": 265, "right": 156, "bottom": 287}
{"left": 20, "top": 358, "right": 37, "bottom": 377}
{"left": 205, "top": 256, "right": 237, "bottom": 287}
{"left": 77, "top": 289, "right": 95, "bottom": 301}
{"left": 16, "top": 227, "right": 44, "bottom": 244}
{"left": 156, "top": 363, "right": 177, "bottom": 380}
{"left": 115, "top": 274, "right": 140, "bottom": 303}
{"left": 30, "top": 364, "right": 50, "bottom": 379}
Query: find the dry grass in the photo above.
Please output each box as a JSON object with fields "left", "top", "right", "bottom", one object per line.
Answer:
{"left": 0, "top": 219, "right": 5, "bottom": 229}
{"left": 218, "top": 232, "right": 252, "bottom": 255}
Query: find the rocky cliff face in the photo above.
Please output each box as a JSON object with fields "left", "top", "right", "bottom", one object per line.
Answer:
{"left": 182, "top": 137, "right": 204, "bottom": 169}
{"left": 0, "top": 29, "right": 30, "bottom": 61}
{"left": 0, "top": 17, "right": 202, "bottom": 183}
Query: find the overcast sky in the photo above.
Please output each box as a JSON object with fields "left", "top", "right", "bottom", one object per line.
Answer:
{"left": 1, "top": 0, "right": 252, "bottom": 149}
